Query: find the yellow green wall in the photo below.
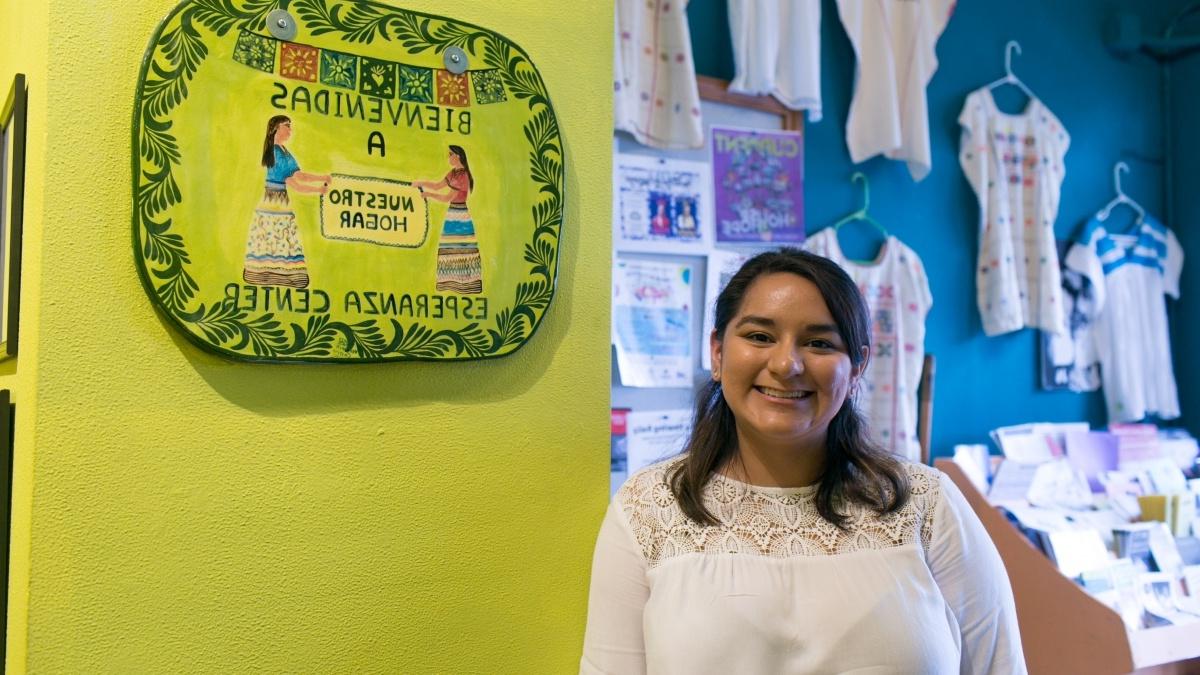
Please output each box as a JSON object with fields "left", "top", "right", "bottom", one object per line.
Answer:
{"left": 1, "top": 1, "right": 611, "bottom": 671}
{"left": 0, "top": 1, "right": 48, "bottom": 672}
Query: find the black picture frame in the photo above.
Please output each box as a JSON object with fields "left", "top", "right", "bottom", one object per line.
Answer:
{"left": 0, "top": 74, "right": 27, "bottom": 360}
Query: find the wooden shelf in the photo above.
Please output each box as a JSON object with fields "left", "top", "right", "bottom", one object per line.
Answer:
{"left": 935, "top": 459, "right": 1200, "bottom": 675}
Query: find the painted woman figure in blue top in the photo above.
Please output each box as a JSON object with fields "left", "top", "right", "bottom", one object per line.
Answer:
{"left": 413, "top": 145, "right": 483, "bottom": 294}
{"left": 243, "top": 115, "right": 330, "bottom": 289}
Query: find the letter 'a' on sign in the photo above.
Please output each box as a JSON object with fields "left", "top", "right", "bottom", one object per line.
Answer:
{"left": 132, "top": 1, "right": 563, "bottom": 363}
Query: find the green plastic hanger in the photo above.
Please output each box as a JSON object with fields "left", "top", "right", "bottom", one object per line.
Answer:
{"left": 833, "top": 172, "right": 889, "bottom": 237}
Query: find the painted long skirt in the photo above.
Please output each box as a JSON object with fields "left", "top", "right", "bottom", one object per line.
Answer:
{"left": 243, "top": 188, "right": 310, "bottom": 289}
{"left": 436, "top": 203, "right": 483, "bottom": 294}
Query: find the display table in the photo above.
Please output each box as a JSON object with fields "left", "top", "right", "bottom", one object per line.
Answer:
{"left": 935, "top": 459, "right": 1200, "bottom": 675}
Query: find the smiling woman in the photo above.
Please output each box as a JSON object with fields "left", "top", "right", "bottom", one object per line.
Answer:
{"left": 709, "top": 271, "right": 863, "bottom": 496}
{"left": 582, "top": 249, "right": 1028, "bottom": 675}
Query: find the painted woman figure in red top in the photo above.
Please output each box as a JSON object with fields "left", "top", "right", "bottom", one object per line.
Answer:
{"left": 414, "top": 145, "right": 483, "bottom": 294}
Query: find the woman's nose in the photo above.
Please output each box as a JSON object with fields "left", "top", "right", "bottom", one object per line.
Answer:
{"left": 767, "top": 344, "right": 803, "bottom": 377}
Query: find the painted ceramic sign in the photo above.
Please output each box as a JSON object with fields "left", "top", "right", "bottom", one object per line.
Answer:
{"left": 133, "top": 1, "right": 563, "bottom": 362}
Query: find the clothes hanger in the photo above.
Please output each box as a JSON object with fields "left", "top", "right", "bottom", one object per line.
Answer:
{"left": 985, "top": 40, "right": 1036, "bottom": 101}
{"left": 833, "top": 172, "right": 888, "bottom": 237}
{"left": 1096, "top": 161, "right": 1146, "bottom": 231}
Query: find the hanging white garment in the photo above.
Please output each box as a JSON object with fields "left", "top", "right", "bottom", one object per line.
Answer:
{"left": 805, "top": 229, "right": 932, "bottom": 461}
{"left": 727, "top": 0, "right": 823, "bottom": 122}
{"left": 1066, "top": 215, "right": 1183, "bottom": 422}
{"left": 959, "top": 88, "right": 1069, "bottom": 336}
{"left": 836, "top": 0, "right": 955, "bottom": 180}
{"left": 614, "top": 0, "right": 705, "bottom": 149}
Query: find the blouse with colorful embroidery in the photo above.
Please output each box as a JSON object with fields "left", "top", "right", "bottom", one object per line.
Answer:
{"left": 959, "top": 88, "right": 1070, "bottom": 336}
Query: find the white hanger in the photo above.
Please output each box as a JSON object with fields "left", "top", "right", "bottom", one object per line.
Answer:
{"left": 1096, "top": 162, "right": 1146, "bottom": 227}
{"left": 986, "top": 41, "right": 1036, "bottom": 101}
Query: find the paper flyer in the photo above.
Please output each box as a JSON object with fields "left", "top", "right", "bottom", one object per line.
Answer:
{"left": 710, "top": 125, "right": 805, "bottom": 245}
{"left": 626, "top": 409, "right": 692, "bottom": 475}
{"left": 701, "top": 248, "right": 754, "bottom": 370}
{"left": 612, "top": 258, "right": 694, "bottom": 388}
{"left": 613, "top": 153, "right": 711, "bottom": 253}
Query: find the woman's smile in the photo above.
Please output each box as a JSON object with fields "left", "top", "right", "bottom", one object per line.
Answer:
{"left": 753, "top": 385, "right": 814, "bottom": 401}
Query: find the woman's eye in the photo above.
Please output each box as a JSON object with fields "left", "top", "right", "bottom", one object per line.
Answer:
{"left": 808, "top": 339, "right": 835, "bottom": 349}
{"left": 746, "top": 332, "right": 772, "bottom": 343}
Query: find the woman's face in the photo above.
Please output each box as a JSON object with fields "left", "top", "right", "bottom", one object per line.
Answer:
{"left": 711, "top": 272, "right": 860, "bottom": 457}
{"left": 448, "top": 150, "right": 463, "bottom": 169}
{"left": 274, "top": 121, "right": 292, "bottom": 144}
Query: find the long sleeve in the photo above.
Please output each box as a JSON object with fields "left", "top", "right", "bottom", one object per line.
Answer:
{"left": 927, "top": 472, "right": 1028, "bottom": 675}
{"left": 580, "top": 501, "right": 650, "bottom": 675}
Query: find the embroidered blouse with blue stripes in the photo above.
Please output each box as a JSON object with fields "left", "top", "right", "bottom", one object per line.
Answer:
{"left": 1065, "top": 215, "right": 1183, "bottom": 421}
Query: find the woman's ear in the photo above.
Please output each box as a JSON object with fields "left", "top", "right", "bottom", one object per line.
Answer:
{"left": 709, "top": 330, "right": 722, "bottom": 381}
{"left": 852, "top": 345, "right": 870, "bottom": 379}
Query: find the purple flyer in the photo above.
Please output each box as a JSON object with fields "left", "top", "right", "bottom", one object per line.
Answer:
{"left": 710, "top": 126, "right": 805, "bottom": 244}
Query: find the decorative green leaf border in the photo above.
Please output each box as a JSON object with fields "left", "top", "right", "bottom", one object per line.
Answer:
{"left": 132, "top": 0, "right": 563, "bottom": 363}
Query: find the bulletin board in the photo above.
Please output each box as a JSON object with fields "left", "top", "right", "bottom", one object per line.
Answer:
{"left": 610, "top": 77, "right": 802, "bottom": 489}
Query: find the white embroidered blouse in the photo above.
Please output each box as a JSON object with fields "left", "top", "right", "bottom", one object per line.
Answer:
{"left": 581, "top": 459, "right": 1026, "bottom": 674}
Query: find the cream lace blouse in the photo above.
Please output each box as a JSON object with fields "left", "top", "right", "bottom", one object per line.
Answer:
{"left": 581, "top": 458, "right": 1026, "bottom": 674}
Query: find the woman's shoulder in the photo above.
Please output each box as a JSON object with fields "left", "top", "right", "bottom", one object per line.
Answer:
{"left": 886, "top": 461, "right": 948, "bottom": 552}
{"left": 901, "top": 460, "right": 942, "bottom": 493}
{"left": 614, "top": 454, "right": 686, "bottom": 510}
{"left": 611, "top": 456, "right": 690, "bottom": 567}
{"left": 893, "top": 460, "right": 944, "bottom": 513}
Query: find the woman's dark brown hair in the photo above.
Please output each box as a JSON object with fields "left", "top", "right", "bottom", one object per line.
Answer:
{"left": 666, "top": 248, "right": 909, "bottom": 529}
{"left": 261, "top": 115, "right": 291, "bottom": 168}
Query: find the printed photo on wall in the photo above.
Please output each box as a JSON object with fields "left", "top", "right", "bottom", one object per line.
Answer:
{"left": 710, "top": 125, "right": 804, "bottom": 245}
{"left": 613, "top": 153, "right": 711, "bottom": 253}
{"left": 612, "top": 257, "right": 694, "bottom": 388}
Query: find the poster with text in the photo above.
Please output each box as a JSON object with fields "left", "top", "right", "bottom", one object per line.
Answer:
{"left": 613, "top": 153, "right": 710, "bottom": 253}
{"left": 711, "top": 126, "right": 804, "bottom": 244}
{"left": 612, "top": 258, "right": 693, "bottom": 388}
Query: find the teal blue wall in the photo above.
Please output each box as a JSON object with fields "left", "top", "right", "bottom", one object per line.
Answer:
{"left": 688, "top": 0, "right": 1197, "bottom": 454}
